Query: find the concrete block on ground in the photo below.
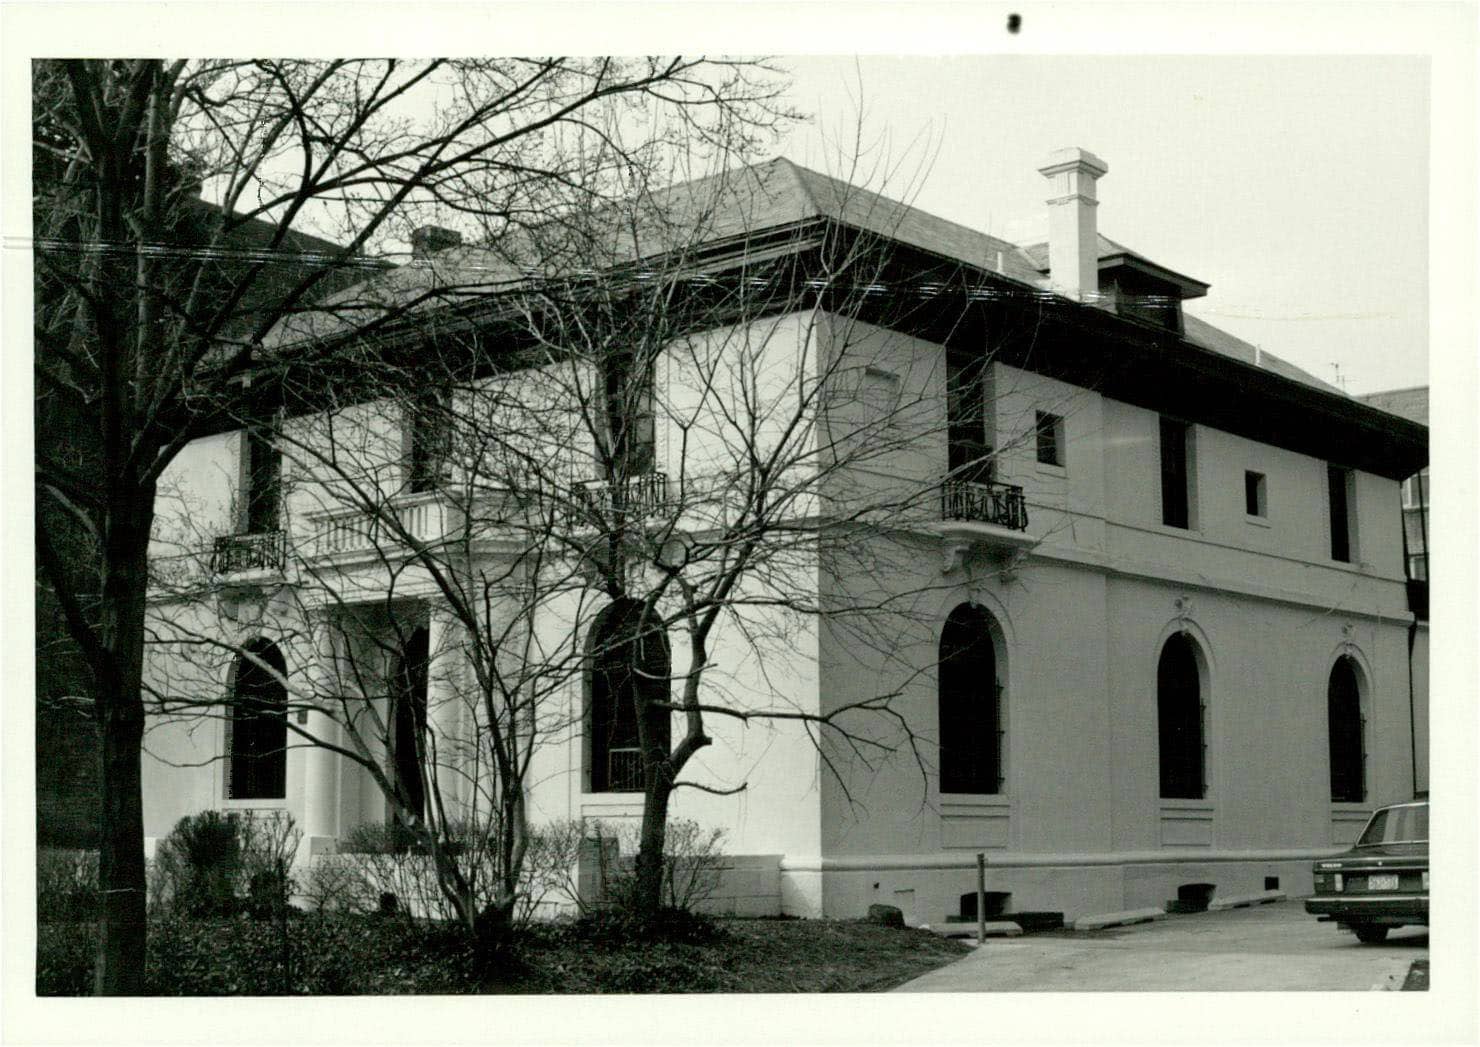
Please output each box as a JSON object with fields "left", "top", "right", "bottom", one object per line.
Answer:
{"left": 1208, "top": 889, "right": 1285, "bottom": 911}
{"left": 924, "top": 921, "right": 1022, "bottom": 939}
{"left": 1074, "top": 906, "right": 1166, "bottom": 930}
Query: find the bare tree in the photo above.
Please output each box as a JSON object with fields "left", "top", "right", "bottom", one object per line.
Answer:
{"left": 33, "top": 56, "right": 791, "bottom": 992}
{"left": 144, "top": 144, "right": 1063, "bottom": 929}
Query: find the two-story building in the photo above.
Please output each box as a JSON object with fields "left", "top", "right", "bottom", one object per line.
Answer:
{"left": 140, "top": 148, "right": 1427, "bottom": 926}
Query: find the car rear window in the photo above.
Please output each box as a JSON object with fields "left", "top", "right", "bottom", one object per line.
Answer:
{"left": 1357, "top": 803, "right": 1428, "bottom": 845}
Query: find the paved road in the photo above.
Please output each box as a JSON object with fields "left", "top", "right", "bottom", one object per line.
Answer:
{"left": 895, "top": 899, "right": 1427, "bottom": 992}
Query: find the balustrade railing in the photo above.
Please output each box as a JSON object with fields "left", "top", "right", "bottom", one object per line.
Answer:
{"left": 313, "top": 496, "right": 450, "bottom": 557}
{"left": 940, "top": 479, "right": 1029, "bottom": 531}
{"left": 211, "top": 530, "right": 287, "bottom": 575}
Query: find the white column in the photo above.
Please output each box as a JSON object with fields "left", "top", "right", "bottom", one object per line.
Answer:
{"left": 301, "top": 618, "right": 342, "bottom": 854}
{"left": 426, "top": 606, "right": 466, "bottom": 822}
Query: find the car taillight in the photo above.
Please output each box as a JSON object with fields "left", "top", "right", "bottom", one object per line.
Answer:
{"left": 1422, "top": 871, "right": 1429, "bottom": 890}
{"left": 1334, "top": 873, "right": 1343, "bottom": 892}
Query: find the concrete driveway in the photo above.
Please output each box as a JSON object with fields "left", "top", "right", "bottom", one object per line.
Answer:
{"left": 894, "top": 899, "right": 1427, "bottom": 992}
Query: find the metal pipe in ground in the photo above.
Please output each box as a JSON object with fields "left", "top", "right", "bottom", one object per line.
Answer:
{"left": 977, "top": 852, "right": 986, "bottom": 945}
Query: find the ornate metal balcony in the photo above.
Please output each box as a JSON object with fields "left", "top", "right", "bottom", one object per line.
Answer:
{"left": 941, "top": 479, "right": 1029, "bottom": 532}
{"left": 211, "top": 530, "right": 287, "bottom": 575}
{"left": 573, "top": 472, "right": 669, "bottom": 518}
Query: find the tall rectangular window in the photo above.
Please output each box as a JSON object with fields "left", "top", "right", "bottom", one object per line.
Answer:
{"left": 946, "top": 349, "right": 992, "bottom": 482}
{"left": 407, "top": 388, "right": 452, "bottom": 493}
{"left": 1035, "top": 411, "right": 1065, "bottom": 467}
{"left": 1244, "top": 471, "right": 1267, "bottom": 517}
{"left": 1328, "top": 465, "right": 1353, "bottom": 562}
{"left": 602, "top": 351, "right": 655, "bottom": 476}
{"left": 1159, "top": 417, "right": 1190, "bottom": 529}
{"left": 243, "top": 428, "right": 281, "bottom": 534}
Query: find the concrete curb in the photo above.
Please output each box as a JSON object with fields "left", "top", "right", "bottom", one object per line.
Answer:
{"left": 924, "top": 921, "right": 1024, "bottom": 939}
{"left": 1073, "top": 907, "right": 1166, "bottom": 930}
{"left": 1208, "top": 889, "right": 1285, "bottom": 911}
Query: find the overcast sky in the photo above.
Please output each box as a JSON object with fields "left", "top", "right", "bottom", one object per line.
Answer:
{"left": 772, "top": 55, "right": 1429, "bottom": 397}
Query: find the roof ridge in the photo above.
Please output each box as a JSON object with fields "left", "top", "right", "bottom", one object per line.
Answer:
{"left": 764, "top": 156, "right": 824, "bottom": 216}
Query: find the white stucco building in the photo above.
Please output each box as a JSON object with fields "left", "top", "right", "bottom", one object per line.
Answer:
{"left": 141, "top": 149, "right": 1428, "bottom": 925}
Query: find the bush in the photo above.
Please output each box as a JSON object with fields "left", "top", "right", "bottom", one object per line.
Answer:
{"left": 37, "top": 849, "right": 98, "bottom": 923}
{"left": 570, "top": 904, "right": 722, "bottom": 946}
{"left": 35, "top": 921, "right": 97, "bottom": 995}
{"left": 591, "top": 819, "right": 728, "bottom": 916}
{"left": 332, "top": 818, "right": 588, "bottom": 929}
{"left": 37, "top": 913, "right": 484, "bottom": 995}
{"left": 154, "top": 811, "right": 242, "bottom": 917}
{"left": 152, "top": 810, "right": 301, "bottom": 919}
{"left": 301, "top": 856, "right": 375, "bottom": 915}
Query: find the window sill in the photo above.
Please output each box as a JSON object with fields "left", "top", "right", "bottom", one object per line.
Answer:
{"left": 940, "top": 794, "right": 1011, "bottom": 810}
{"left": 1159, "top": 798, "right": 1214, "bottom": 814}
{"left": 1034, "top": 462, "right": 1068, "bottom": 478}
{"left": 1243, "top": 514, "right": 1271, "bottom": 529}
{"left": 220, "top": 798, "right": 288, "bottom": 809}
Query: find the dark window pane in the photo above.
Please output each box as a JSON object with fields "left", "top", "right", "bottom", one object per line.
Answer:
{"left": 1244, "top": 471, "right": 1265, "bottom": 517}
{"left": 938, "top": 604, "right": 1001, "bottom": 794}
{"left": 1160, "top": 418, "right": 1189, "bottom": 529}
{"left": 245, "top": 430, "right": 281, "bottom": 534}
{"left": 1035, "top": 412, "right": 1062, "bottom": 467}
{"left": 408, "top": 391, "right": 451, "bottom": 493}
{"left": 1328, "top": 466, "right": 1351, "bottom": 562}
{"left": 229, "top": 641, "right": 287, "bottom": 800}
{"left": 947, "top": 351, "right": 990, "bottom": 479}
{"left": 392, "top": 627, "right": 430, "bottom": 822}
{"left": 588, "top": 600, "right": 670, "bottom": 792}
{"left": 1157, "top": 633, "right": 1203, "bottom": 799}
{"left": 1327, "top": 657, "right": 1365, "bottom": 803}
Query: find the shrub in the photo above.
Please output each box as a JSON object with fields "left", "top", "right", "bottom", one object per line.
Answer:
{"left": 570, "top": 904, "right": 722, "bottom": 946}
{"left": 152, "top": 810, "right": 301, "bottom": 919}
{"left": 35, "top": 921, "right": 97, "bottom": 995}
{"left": 239, "top": 811, "right": 302, "bottom": 920}
{"left": 37, "top": 849, "right": 98, "bottom": 923}
{"left": 335, "top": 823, "right": 449, "bottom": 923}
{"left": 332, "top": 818, "right": 588, "bottom": 929}
{"left": 590, "top": 819, "right": 728, "bottom": 916}
{"left": 301, "top": 856, "right": 374, "bottom": 915}
{"left": 155, "top": 811, "right": 242, "bottom": 917}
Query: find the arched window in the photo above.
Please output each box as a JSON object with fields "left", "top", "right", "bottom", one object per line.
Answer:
{"left": 1327, "top": 657, "right": 1366, "bottom": 803}
{"left": 227, "top": 639, "right": 288, "bottom": 800}
{"left": 938, "top": 603, "right": 1002, "bottom": 794}
{"left": 1157, "top": 633, "right": 1205, "bottom": 799}
{"left": 588, "top": 599, "right": 671, "bottom": 792}
{"left": 391, "top": 626, "right": 430, "bottom": 821}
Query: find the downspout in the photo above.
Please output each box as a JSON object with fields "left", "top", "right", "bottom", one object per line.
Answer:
{"left": 1401, "top": 489, "right": 1419, "bottom": 797}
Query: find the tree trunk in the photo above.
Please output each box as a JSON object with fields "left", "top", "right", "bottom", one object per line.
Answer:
{"left": 92, "top": 494, "right": 154, "bottom": 995}
{"left": 631, "top": 768, "right": 674, "bottom": 920}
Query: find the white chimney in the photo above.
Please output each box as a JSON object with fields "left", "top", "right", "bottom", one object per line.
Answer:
{"left": 1037, "top": 147, "right": 1108, "bottom": 302}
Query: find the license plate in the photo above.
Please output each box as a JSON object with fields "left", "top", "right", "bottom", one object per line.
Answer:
{"left": 1366, "top": 874, "right": 1399, "bottom": 891}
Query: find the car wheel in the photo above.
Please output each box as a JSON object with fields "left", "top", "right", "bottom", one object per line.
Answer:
{"left": 1350, "top": 924, "right": 1390, "bottom": 944}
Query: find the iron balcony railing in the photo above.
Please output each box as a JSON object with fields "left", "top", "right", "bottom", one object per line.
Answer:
{"left": 211, "top": 530, "right": 287, "bottom": 575}
{"left": 607, "top": 747, "right": 644, "bottom": 792}
{"left": 573, "top": 472, "right": 668, "bottom": 518}
{"left": 940, "top": 479, "right": 1029, "bottom": 532}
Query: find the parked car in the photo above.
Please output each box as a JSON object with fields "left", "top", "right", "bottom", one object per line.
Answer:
{"left": 1305, "top": 798, "right": 1428, "bottom": 943}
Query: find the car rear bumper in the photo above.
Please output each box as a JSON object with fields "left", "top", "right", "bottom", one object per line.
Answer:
{"left": 1304, "top": 895, "right": 1428, "bottom": 924}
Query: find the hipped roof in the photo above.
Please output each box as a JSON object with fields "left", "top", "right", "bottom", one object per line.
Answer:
{"left": 263, "top": 157, "right": 1344, "bottom": 400}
